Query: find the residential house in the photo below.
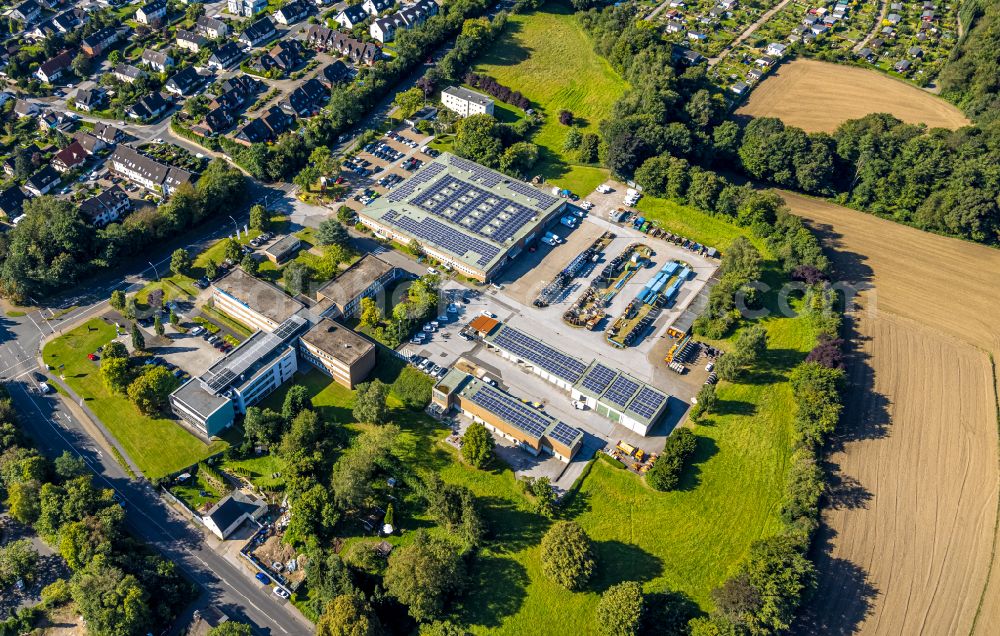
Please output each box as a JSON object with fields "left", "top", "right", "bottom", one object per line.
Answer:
{"left": 441, "top": 86, "right": 493, "bottom": 117}
{"left": 207, "top": 42, "right": 243, "bottom": 70}
{"left": 93, "top": 122, "right": 125, "bottom": 144}
{"left": 908, "top": 45, "right": 923, "bottom": 58}
{"left": 369, "top": 0, "right": 438, "bottom": 43}
{"left": 165, "top": 66, "right": 202, "bottom": 96}
{"left": 74, "top": 88, "right": 106, "bottom": 112}
{"left": 894, "top": 59, "right": 911, "bottom": 73}
{"left": 202, "top": 491, "right": 267, "bottom": 540}
{"left": 127, "top": 91, "right": 169, "bottom": 120}
{"left": 238, "top": 16, "right": 276, "bottom": 47}
{"left": 73, "top": 132, "right": 106, "bottom": 155}
{"left": 141, "top": 49, "right": 174, "bottom": 72}
{"left": 136, "top": 0, "right": 167, "bottom": 26}
{"left": 219, "top": 74, "right": 262, "bottom": 97}
{"left": 687, "top": 30, "right": 707, "bottom": 41}
{"left": 52, "top": 140, "right": 87, "bottom": 172}
{"left": 886, "top": 12, "right": 901, "bottom": 25}
{"left": 730, "top": 81, "right": 748, "bottom": 95}
{"left": 0, "top": 187, "right": 27, "bottom": 220}
{"left": 113, "top": 63, "right": 145, "bottom": 83}
{"left": 319, "top": 60, "right": 349, "bottom": 87}
{"left": 13, "top": 100, "right": 39, "bottom": 117}
{"left": 196, "top": 15, "right": 229, "bottom": 39}
{"left": 665, "top": 20, "right": 684, "bottom": 34}
{"left": 177, "top": 29, "right": 207, "bottom": 52}
{"left": 11, "top": 0, "right": 42, "bottom": 24}
{"left": 228, "top": 0, "right": 267, "bottom": 17}
{"left": 108, "top": 144, "right": 194, "bottom": 195}
{"left": 201, "top": 105, "right": 234, "bottom": 134}
{"left": 335, "top": 4, "right": 368, "bottom": 28}
{"left": 304, "top": 25, "right": 380, "bottom": 64}
{"left": 25, "top": 165, "right": 60, "bottom": 196}
{"left": 3, "top": 143, "right": 41, "bottom": 176}
{"left": 28, "top": 10, "right": 81, "bottom": 40}
{"left": 79, "top": 185, "right": 130, "bottom": 226}
{"left": 275, "top": 0, "right": 309, "bottom": 24}
{"left": 857, "top": 47, "right": 875, "bottom": 62}
{"left": 267, "top": 39, "right": 304, "bottom": 73}
{"left": 362, "top": 0, "right": 395, "bottom": 14}
{"left": 281, "top": 77, "right": 326, "bottom": 116}
{"left": 81, "top": 26, "right": 125, "bottom": 57}
{"left": 765, "top": 42, "right": 787, "bottom": 57}
{"left": 37, "top": 111, "right": 69, "bottom": 131}
{"left": 234, "top": 106, "right": 292, "bottom": 144}
{"left": 35, "top": 51, "right": 73, "bottom": 83}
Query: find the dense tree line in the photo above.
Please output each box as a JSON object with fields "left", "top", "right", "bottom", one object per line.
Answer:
{"left": 734, "top": 115, "right": 1000, "bottom": 243}
{"left": 939, "top": 0, "right": 1000, "bottom": 124}
{"left": 463, "top": 72, "right": 532, "bottom": 111}
{"left": 452, "top": 113, "right": 540, "bottom": 177}
{"left": 433, "top": 14, "right": 509, "bottom": 84}
{"left": 0, "top": 159, "right": 245, "bottom": 302}
{"left": 0, "top": 387, "right": 194, "bottom": 635}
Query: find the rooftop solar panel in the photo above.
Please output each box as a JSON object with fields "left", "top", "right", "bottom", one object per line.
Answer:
{"left": 380, "top": 210, "right": 501, "bottom": 266}
{"left": 581, "top": 363, "right": 617, "bottom": 394}
{"left": 468, "top": 384, "right": 551, "bottom": 440}
{"left": 408, "top": 174, "right": 539, "bottom": 244}
{"left": 549, "top": 421, "right": 582, "bottom": 447}
{"left": 504, "top": 180, "right": 559, "bottom": 211}
{"left": 492, "top": 326, "right": 587, "bottom": 384}
{"left": 387, "top": 162, "right": 445, "bottom": 201}
{"left": 604, "top": 375, "right": 640, "bottom": 408}
{"left": 629, "top": 386, "right": 667, "bottom": 420}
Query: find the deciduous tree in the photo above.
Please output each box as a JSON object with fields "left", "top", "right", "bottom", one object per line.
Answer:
{"left": 460, "top": 421, "right": 494, "bottom": 468}
{"left": 540, "top": 521, "right": 595, "bottom": 591}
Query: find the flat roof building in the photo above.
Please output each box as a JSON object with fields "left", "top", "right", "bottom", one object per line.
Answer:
{"left": 316, "top": 254, "right": 403, "bottom": 318}
{"left": 212, "top": 268, "right": 304, "bottom": 333}
{"left": 481, "top": 321, "right": 670, "bottom": 435}
{"left": 433, "top": 370, "right": 584, "bottom": 462}
{"left": 169, "top": 313, "right": 308, "bottom": 436}
{"left": 263, "top": 234, "right": 302, "bottom": 264}
{"left": 358, "top": 152, "right": 566, "bottom": 281}
{"left": 298, "top": 318, "right": 376, "bottom": 388}
{"left": 441, "top": 86, "right": 494, "bottom": 118}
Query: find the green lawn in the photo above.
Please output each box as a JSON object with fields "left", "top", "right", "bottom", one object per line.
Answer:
{"left": 473, "top": 5, "right": 628, "bottom": 194}
{"left": 266, "top": 277, "right": 816, "bottom": 631}
{"left": 220, "top": 453, "right": 288, "bottom": 491}
{"left": 42, "top": 318, "right": 226, "bottom": 479}
{"left": 635, "top": 196, "right": 771, "bottom": 254}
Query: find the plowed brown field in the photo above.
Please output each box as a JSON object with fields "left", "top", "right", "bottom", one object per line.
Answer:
{"left": 782, "top": 192, "right": 1000, "bottom": 635}
{"left": 736, "top": 60, "right": 971, "bottom": 133}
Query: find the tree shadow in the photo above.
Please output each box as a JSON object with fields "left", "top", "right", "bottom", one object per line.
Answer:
{"left": 676, "top": 434, "right": 718, "bottom": 491}
{"left": 642, "top": 589, "right": 701, "bottom": 633}
{"left": 452, "top": 554, "right": 529, "bottom": 628}
{"left": 712, "top": 399, "right": 756, "bottom": 417}
{"left": 479, "top": 495, "right": 547, "bottom": 553}
{"left": 795, "top": 524, "right": 879, "bottom": 635}
{"left": 591, "top": 541, "right": 664, "bottom": 592}
{"left": 822, "top": 463, "right": 873, "bottom": 511}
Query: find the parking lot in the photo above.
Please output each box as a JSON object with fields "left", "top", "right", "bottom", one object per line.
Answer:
{"left": 340, "top": 127, "right": 439, "bottom": 209}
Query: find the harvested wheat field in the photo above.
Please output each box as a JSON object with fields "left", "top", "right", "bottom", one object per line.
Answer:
{"left": 782, "top": 191, "right": 1000, "bottom": 635}
{"left": 736, "top": 59, "right": 971, "bottom": 133}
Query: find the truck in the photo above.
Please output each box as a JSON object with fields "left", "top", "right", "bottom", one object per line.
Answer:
{"left": 560, "top": 215, "right": 576, "bottom": 228}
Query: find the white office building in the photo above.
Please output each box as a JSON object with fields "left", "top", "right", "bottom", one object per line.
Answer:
{"left": 441, "top": 86, "right": 494, "bottom": 117}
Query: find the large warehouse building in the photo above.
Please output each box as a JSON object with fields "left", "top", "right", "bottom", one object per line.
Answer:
{"left": 432, "top": 369, "right": 584, "bottom": 462}
{"left": 480, "top": 321, "right": 671, "bottom": 436}
{"left": 358, "top": 153, "right": 568, "bottom": 281}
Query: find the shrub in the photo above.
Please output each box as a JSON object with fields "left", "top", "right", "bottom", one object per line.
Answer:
{"left": 646, "top": 428, "right": 698, "bottom": 491}
{"left": 596, "top": 581, "right": 643, "bottom": 636}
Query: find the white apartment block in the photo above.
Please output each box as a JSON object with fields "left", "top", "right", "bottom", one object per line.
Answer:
{"left": 441, "top": 86, "right": 494, "bottom": 117}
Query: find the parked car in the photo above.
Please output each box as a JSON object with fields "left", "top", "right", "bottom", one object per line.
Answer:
{"left": 273, "top": 586, "right": 290, "bottom": 599}
{"left": 255, "top": 572, "right": 271, "bottom": 585}
{"left": 38, "top": 382, "right": 52, "bottom": 394}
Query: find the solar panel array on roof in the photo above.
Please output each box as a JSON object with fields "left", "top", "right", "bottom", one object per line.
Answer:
{"left": 629, "top": 386, "right": 667, "bottom": 420}
{"left": 468, "top": 384, "right": 550, "bottom": 440}
{"left": 505, "top": 180, "right": 559, "bottom": 211}
{"left": 272, "top": 314, "right": 305, "bottom": 340}
{"left": 549, "top": 421, "right": 582, "bottom": 447}
{"left": 492, "top": 325, "right": 587, "bottom": 383}
{"left": 449, "top": 154, "right": 504, "bottom": 187}
{"left": 604, "top": 375, "right": 640, "bottom": 408}
{"left": 408, "top": 174, "right": 537, "bottom": 243}
{"left": 581, "top": 363, "right": 617, "bottom": 395}
{"left": 381, "top": 210, "right": 501, "bottom": 266}
{"left": 205, "top": 368, "right": 236, "bottom": 393}
{"left": 387, "top": 161, "right": 445, "bottom": 202}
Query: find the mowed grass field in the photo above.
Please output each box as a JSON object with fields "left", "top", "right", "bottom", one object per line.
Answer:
{"left": 43, "top": 318, "right": 226, "bottom": 478}
{"left": 473, "top": 5, "right": 627, "bottom": 194}
{"left": 736, "top": 59, "right": 970, "bottom": 133}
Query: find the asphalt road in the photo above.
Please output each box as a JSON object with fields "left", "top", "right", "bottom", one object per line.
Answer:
{"left": 4, "top": 376, "right": 313, "bottom": 635}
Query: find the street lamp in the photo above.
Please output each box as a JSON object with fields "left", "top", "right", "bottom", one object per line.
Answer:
{"left": 147, "top": 261, "right": 159, "bottom": 281}
{"left": 228, "top": 215, "right": 240, "bottom": 238}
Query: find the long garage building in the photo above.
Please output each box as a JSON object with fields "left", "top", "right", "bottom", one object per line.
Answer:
{"left": 358, "top": 152, "right": 567, "bottom": 281}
